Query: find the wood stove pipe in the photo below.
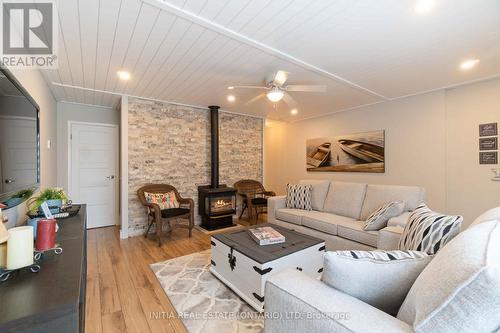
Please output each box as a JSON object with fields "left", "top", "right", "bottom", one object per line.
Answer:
{"left": 209, "top": 105, "right": 219, "bottom": 188}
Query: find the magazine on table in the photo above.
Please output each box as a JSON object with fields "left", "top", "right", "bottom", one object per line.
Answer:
{"left": 248, "top": 226, "right": 285, "bottom": 245}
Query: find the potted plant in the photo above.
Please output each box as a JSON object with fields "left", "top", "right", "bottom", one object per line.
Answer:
{"left": 3, "top": 188, "right": 35, "bottom": 208}
{"left": 27, "top": 188, "right": 69, "bottom": 215}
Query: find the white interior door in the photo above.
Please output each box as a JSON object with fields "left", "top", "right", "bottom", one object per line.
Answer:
{"left": 70, "top": 122, "right": 118, "bottom": 229}
{"left": 0, "top": 116, "right": 38, "bottom": 193}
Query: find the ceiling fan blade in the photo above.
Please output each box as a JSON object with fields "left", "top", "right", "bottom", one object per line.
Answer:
{"left": 232, "top": 85, "right": 268, "bottom": 90}
{"left": 273, "top": 70, "right": 288, "bottom": 86}
{"left": 244, "top": 93, "right": 266, "bottom": 106}
{"left": 282, "top": 93, "right": 298, "bottom": 109}
{"left": 285, "top": 85, "right": 326, "bottom": 92}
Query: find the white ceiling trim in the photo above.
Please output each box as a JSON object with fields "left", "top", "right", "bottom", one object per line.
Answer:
{"left": 52, "top": 81, "right": 265, "bottom": 119}
{"left": 58, "top": 100, "right": 114, "bottom": 110}
{"left": 141, "top": 0, "right": 389, "bottom": 100}
{"left": 292, "top": 74, "right": 500, "bottom": 123}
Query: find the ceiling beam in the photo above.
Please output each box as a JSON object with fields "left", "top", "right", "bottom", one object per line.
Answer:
{"left": 141, "top": 0, "right": 389, "bottom": 100}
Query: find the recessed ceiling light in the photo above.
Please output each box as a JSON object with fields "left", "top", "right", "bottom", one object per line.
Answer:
{"left": 414, "top": 0, "right": 436, "bottom": 14}
{"left": 460, "top": 59, "right": 480, "bottom": 71}
{"left": 290, "top": 108, "right": 298, "bottom": 115}
{"left": 117, "top": 70, "right": 131, "bottom": 81}
{"left": 227, "top": 86, "right": 234, "bottom": 90}
{"left": 227, "top": 95, "right": 235, "bottom": 102}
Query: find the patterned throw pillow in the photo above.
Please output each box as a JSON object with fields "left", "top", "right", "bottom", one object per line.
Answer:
{"left": 363, "top": 201, "right": 406, "bottom": 231}
{"left": 285, "top": 184, "right": 312, "bottom": 211}
{"left": 322, "top": 250, "right": 433, "bottom": 315}
{"left": 144, "top": 191, "right": 180, "bottom": 210}
{"left": 398, "top": 204, "right": 463, "bottom": 255}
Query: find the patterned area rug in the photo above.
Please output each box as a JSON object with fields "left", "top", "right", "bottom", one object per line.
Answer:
{"left": 150, "top": 250, "right": 264, "bottom": 333}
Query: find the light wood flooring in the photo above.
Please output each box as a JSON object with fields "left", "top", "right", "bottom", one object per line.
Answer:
{"left": 85, "top": 217, "right": 264, "bottom": 333}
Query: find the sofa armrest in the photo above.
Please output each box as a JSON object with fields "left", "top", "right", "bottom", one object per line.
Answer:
{"left": 377, "top": 226, "right": 404, "bottom": 250}
{"left": 264, "top": 270, "right": 412, "bottom": 333}
{"left": 267, "top": 195, "right": 286, "bottom": 222}
{"left": 387, "top": 212, "right": 411, "bottom": 228}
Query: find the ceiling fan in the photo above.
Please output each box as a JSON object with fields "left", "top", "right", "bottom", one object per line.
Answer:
{"left": 228, "top": 70, "right": 326, "bottom": 108}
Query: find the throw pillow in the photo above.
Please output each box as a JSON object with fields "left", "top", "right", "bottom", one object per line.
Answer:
{"left": 398, "top": 204, "right": 462, "bottom": 255}
{"left": 397, "top": 220, "right": 500, "bottom": 333}
{"left": 322, "top": 250, "right": 432, "bottom": 315}
{"left": 144, "top": 191, "right": 180, "bottom": 210}
{"left": 285, "top": 184, "right": 312, "bottom": 211}
{"left": 363, "top": 201, "right": 405, "bottom": 231}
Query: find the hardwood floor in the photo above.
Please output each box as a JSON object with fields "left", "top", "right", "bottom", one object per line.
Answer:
{"left": 85, "top": 217, "right": 265, "bottom": 333}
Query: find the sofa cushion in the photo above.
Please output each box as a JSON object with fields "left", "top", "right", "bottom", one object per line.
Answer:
{"left": 302, "top": 211, "right": 356, "bottom": 236}
{"left": 299, "top": 180, "right": 330, "bottom": 211}
{"left": 337, "top": 220, "right": 378, "bottom": 247}
{"left": 323, "top": 181, "right": 367, "bottom": 219}
{"left": 468, "top": 206, "right": 500, "bottom": 228}
{"left": 398, "top": 204, "right": 463, "bottom": 255}
{"left": 360, "top": 184, "right": 425, "bottom": 221}
{"left": 397, "top": 220, "right": 500, "bottom": 333}
{"left": 363, "top": 201, "right": 406, "bottom": 231}
{"left": 323, "top": 250, "right": 433, "bottom": 315}
{"left": 275, "top": 208, "right": 309, "bottom": 226}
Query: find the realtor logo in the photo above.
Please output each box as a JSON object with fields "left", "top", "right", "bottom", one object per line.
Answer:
{"left": 0, "top": 0, "right": 57, "bottom": 68}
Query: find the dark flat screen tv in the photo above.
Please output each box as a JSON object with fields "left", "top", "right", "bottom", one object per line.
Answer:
{"left": 0, "top": 66, "right": 40, "bottom": 208}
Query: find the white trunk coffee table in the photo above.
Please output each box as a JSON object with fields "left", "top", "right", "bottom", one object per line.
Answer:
{"left": 210, "top": 223, "right": 325, "bottom": 312}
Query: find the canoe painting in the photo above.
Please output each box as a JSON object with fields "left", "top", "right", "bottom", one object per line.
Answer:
{"left": 306, "top": 131, "right": 385, "bottom": 173}
{"left": 307, "top": 142, "right": 331, "bottom": 168}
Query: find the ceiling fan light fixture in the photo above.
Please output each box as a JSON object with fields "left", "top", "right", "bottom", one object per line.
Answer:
{"left": 266, "top": 87, "right": 284, "bottom": 103}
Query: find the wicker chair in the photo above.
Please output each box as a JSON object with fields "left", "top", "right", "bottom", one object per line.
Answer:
{"left": 233, "top": 179, "right": 275, "bottom": 223}
{"left": 137, "top": 184, "right": 194, "bottom": 246}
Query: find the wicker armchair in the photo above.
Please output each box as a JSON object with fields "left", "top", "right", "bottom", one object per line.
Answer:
{"left": 137, "top": 184, "right": 194, "bottom": 246}
{"left": 233, "top": 179, "right": 275, "bottom": 223}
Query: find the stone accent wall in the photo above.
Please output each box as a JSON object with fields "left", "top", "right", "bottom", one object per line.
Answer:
{"left": 128, "top": 98, "right": 263, "bottom": 236}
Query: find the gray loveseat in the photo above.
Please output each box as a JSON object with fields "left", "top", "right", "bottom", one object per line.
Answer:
{"left": 268, "top": 180, "right": 425, "bottom": 251}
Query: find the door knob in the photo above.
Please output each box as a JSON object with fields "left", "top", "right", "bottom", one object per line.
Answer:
{"left": 107, "top": 175, "right": 115, "bottom": 180}
{"left": 4, "top": 179, "right": 14, "bottom": 184}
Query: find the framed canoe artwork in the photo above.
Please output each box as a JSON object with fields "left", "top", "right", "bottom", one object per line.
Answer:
{"left": 306, "top": 130, "right": 385, "bottom": 173}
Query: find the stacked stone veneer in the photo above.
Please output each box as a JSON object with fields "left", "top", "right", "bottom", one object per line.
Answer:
{"left": 128, "top": 98, "right": 263, "bottom": 236}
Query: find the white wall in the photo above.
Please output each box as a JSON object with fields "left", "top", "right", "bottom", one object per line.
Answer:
{"left": 56, "top": 102, "right": 120, "bottom": 191}
{"left": 264, "top": 78, "right": 500, "bottom": 227}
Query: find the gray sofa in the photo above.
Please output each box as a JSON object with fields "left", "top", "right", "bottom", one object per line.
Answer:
{"left": 268, "top": 180, "right": 425, "bottom": 251}
{"left": 264, "top": 207, "right": 500, "bottom": 333}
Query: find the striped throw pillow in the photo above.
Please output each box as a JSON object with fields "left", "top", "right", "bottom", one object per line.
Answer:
{"left": 398, "top": 204, "right": 462, "bottom": 255}
{"left": 322, "top": 250, "right": 432, "bottom": 315}
{"left": 285, "top": 184, "right": 312, "bottom": 211}
{"left": 363, "top": 201, "right": 405, "bottom": 231}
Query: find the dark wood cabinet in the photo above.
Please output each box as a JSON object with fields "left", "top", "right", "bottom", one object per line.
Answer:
{"left": 0, "top": 205, "right": 87, "bottom": 333}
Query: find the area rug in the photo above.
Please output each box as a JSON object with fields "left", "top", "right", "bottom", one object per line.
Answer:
{"left": 150, "top": 250, "right": 264, "bottom": 333}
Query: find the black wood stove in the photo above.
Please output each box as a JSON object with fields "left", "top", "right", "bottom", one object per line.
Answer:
{"left": 198, "top": 105, "right": 236, "bottom": 230}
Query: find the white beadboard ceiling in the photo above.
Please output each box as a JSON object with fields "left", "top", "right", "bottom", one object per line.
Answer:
{"left": 40, "top": 0, "right": 500, "bottom": 121}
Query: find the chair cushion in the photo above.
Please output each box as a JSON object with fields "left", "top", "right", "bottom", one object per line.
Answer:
{"left": 363, "top": 201, "right": 406, "bottom": 231}
{"left": 323, "top": 181, "right": 367, "bottom": 219}
{"left": 299, "top": 180, "right": 330, "bottom": 211}
{"left": 398, "top": 204, "right": 462, "bottom": 255}
{"left": 468, "top": 206, "right": 500, "bottom": 228}
{"left": 397, "top": 220, "right": 500, "bottom": 333}
{"left": 275, "top": 208, "right": 309, "bottom": 226}
{"left": 337, "top": 220, "right": 378, "bottom": 247}
{"left": 251, "top": 197, "right": 267, "bottom": 205}
{"left": 323, "top": 250, "right": 432, "bottom": 316}
{"left": 360, "top": 184, "right": 425, "bottom": 221}
{"left": 160, "top": 208, "right": 190, "bottom": 218}
{"left": 302, "top": 211, "right": 356, "bottom": 236}
{"left": 145, "top": 191, "right": 180, "bottom": 210}
{"left": 285, "top": 184, "right": 312, "bottom": 211}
